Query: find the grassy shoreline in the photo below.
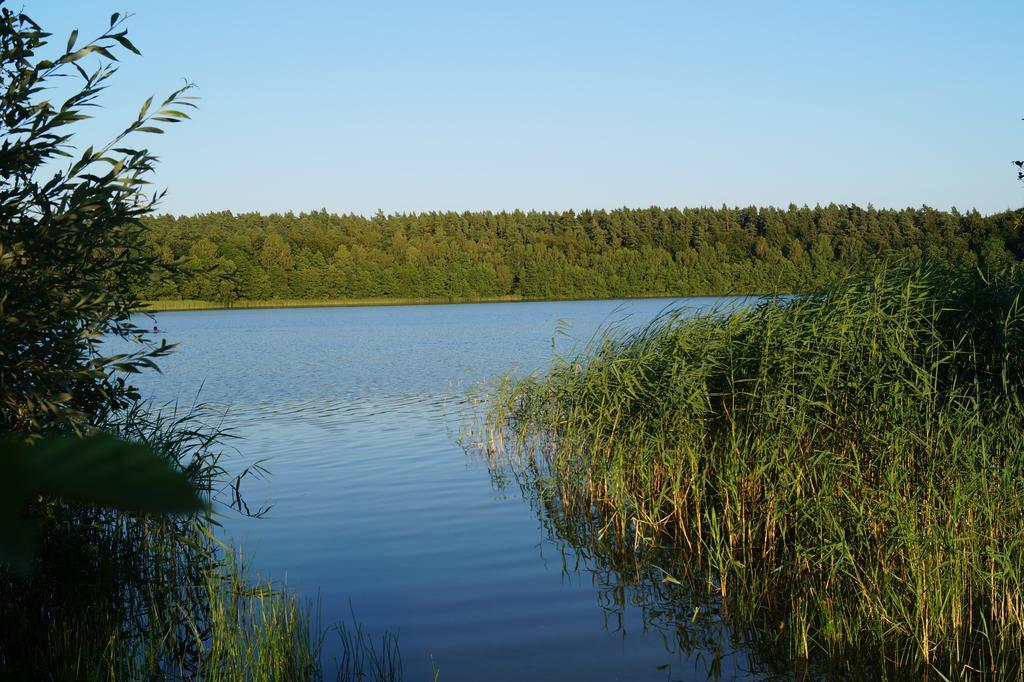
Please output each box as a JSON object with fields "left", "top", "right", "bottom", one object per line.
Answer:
{"left": 139, "top": 290, "right": 774, "bottom": 313}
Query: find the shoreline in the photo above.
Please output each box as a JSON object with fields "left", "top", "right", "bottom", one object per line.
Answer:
{"left": 138, "top": 290, "right": 777, "bottom": 313}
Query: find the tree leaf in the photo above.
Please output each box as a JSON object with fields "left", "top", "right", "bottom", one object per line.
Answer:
{"left": 1, "top": 434, "right": 206, "bottom": 513}
{"left": 0, "top": 434, "right": 205, "bottom": 573}
{"left": 113, "top": 34, "right": 141, "bottom": 56}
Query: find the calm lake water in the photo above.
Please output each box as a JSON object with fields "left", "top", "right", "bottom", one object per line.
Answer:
{"left": 119, "top": 297, "right": 764, "bottom": 681}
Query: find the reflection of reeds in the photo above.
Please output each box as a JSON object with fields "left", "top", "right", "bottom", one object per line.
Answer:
{"left": 480, "top": 264, "right": 1024, "bottom": 677}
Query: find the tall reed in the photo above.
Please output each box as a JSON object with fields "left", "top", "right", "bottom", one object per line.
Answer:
{"left": 0, "top": 403, "right": 330, "bottom": 680}
{"left": 481, "top": 264, "right": 1024, "bottom": 676}
{"left": 0, "top": 399, "right": 409, "bottom": 680}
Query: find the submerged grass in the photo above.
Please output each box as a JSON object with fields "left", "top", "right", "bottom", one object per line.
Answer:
{"left": 480, "top": 263, "right": 1024, "bottom": 677}
{"left": 335, "top": 610, "right": 404, "bottom": 682}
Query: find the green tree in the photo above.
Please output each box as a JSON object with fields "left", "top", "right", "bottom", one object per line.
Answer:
{"left": 0, "top": 7, "right": 196, "bottom": 434}
{"left": 138, "top": 203, "right": 1024, "bottom": 305}
{"left": 0, "top": 3, "right": 212, "bottom": 579}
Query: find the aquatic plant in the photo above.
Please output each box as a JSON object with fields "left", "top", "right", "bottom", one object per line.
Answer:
{"left": 0, "top": 402, "right": 317, "bottom": 680}
{"left": 481, "top": 263, "right": 1024, "bottom": 676}
{"left": 335, "top": 608, "right": 404, "bottom": 682}
{"left": 2, "top": 394, "right": 413, "bottom": 680}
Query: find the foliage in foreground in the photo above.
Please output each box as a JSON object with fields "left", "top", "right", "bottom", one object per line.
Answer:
{"left": 0, "top": 402, "right": 405, "bottom": 681}
{"left": 481, "top": 264, "right": 1024, "bottom": 676}
{"left": 0, "top": 4, "right": 194, "bottom": 435}
{"left": 0, "top": 7, "right": 401, "bottom": 680}
{"left": 0, "top": 404, "right": 309, "bottom": 680}
{"left": 0, "top": 433, "right": 205, "bottom": 571}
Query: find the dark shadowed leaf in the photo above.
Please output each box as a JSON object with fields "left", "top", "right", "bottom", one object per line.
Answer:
{"left": 0, "top": 434, "right": 206, "bottom": 572}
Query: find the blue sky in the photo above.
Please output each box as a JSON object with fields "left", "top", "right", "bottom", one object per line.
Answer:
{"left": 33, "top": 1, "right": 1024, "bottom": 216}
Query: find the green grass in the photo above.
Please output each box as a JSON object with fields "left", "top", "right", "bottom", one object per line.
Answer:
{"left": 140, "top": 295, "right": 529, "bottom": 311}
{"left": 479, "top": 263, "right": 1024, "bottom": 677}
{"left": 138, "top": 290, "right": 730, "bottom": 313}
{"left": 191, "top": 544, "right": 323, "bottom": 681}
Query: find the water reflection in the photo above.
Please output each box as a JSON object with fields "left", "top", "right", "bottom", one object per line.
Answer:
{"left": 117, "top": 298, "right": 774, "bottom": 681}
{"left": 480, "top": 452, "right": 908, "bottom": 681}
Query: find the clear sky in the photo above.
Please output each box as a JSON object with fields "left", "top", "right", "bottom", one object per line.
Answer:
{"left": 31, "top": 1, "right": 1024, "bottom": 216}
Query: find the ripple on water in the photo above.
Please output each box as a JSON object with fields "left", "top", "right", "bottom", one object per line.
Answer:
{"left": 109, "top": 297, "right": 757, "bottom": 682}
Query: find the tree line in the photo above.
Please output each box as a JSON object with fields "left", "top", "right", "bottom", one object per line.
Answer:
{"left": 140, "top": 204, "right": 1024, "bottom": 304}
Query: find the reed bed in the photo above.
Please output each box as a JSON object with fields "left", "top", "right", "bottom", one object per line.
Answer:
{"left": 0, "top": 403, "right": 314, "bottom": 680}
{"left": 0, "top": 402, "right": 402, "bottom": 681}
{"left": 480, "top": 264, "right": 1024, "bottom": 676}
{"left": 138, "top": 290, "right": 705, "bottom": 313}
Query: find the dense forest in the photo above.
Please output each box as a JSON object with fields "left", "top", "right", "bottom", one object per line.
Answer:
{"left": 140, "top": 204, "right": 1024, "bottom": 304}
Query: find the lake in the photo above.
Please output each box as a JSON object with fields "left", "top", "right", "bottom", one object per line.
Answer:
{"left": 119, "top": 297, "right": 763, "bottom": 681}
